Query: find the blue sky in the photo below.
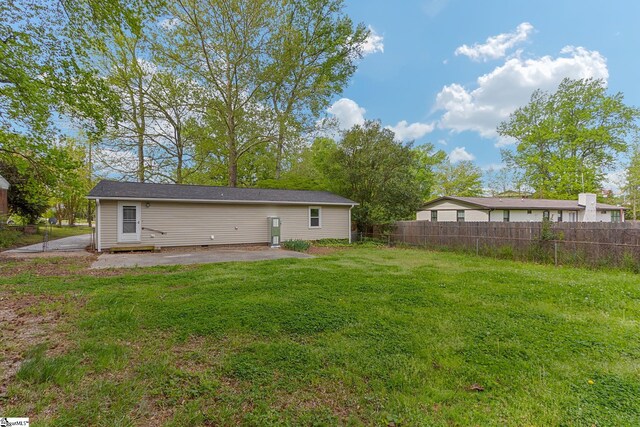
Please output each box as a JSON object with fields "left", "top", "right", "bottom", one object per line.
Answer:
{"left": 331, "top": 0, "right": 640, "bottom": 181}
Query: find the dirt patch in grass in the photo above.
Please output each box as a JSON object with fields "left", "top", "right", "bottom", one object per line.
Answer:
{"left": 132, "top": 397, "right": 176, "bottom": 427}
{"left": 271, "top": 380, "right": 367, "bottom": 422}
{"left": 0, "top": 291, "right": 82, "bottom": 395}
{"left": 0, "top": 255, "right": 96, "bottom": 277}
{"left": 307, "top": 246, "right": 346, "bottom": 255}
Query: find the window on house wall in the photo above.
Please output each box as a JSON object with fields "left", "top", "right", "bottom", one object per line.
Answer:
{"left": 543, "top": 210, "right": 550, "bottom": 221}
{"left": 527, "top": 210, "right": 532, "bottom": 214}
{"left": 611, "top": 210, "right": 621, "bottom": 222}
{"left": 557, "top": 210, "right": 563, "bottom": 222}
{"left": 567, "top": 211, "right": 577, "bottom": 222}
{"left": 431, "top": 210, "right": 437, "bottom": 222}
{"left": 456, "top": 210, "right": 465, "bottom": 222}
{"left": 503, "top": 210, "right": 510, "bottom": 222}
{"left": 309, "top": 207, "right": 321, "bottom": 228}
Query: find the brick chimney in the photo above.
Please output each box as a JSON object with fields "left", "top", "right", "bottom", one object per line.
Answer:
{"left": 578, "top": 193, "right": 597, "bottom": 222}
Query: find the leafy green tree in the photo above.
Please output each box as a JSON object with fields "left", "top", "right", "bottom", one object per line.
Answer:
{"left": 264, "top": 0, "right": 367, "bottom": 179}
{"left": 498, "top": 78, "right": 639, "bottom": 199}
{"left": 100, "top": 29, "right": 154, "bottom": 182}
{"left": 433, "top": 161, "right": 483, "bottom": 197}
{"left": 412, "top": 143, "right": 447, "bottom": 201}
{"left": 624, "top": 145, "right": 640, "bottom": 219}
{"left": 485, "top": 167, "right": 529, "bottom": 197}
{"left": 157, "top": 0, "right": 366, "bottom": 187}
{"left": 322, "top": 120, "right": 423, "bottom": 231}
{"left": 0, "top": 162, "right": 49, "bottom": 224}
{"left": 254, "top": 137, "right": 338, "bottom": 191}
{"left": 0, "top": 1, "right": 130, "bottom": 172}
{"left": 51, "top": 140, "right": 93, "bottom": 225}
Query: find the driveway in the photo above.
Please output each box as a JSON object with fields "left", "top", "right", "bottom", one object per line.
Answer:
{"left": 1, "top": 234, "right": 92, "bottom": 257}
{"left": 91, "top": 247, "right": 312, "bottom": 269}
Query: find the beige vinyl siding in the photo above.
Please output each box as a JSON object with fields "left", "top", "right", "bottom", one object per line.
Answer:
{"left": 99, "top": 200, "right": 350, "bottom": 249}
{"left": 416, "top": 200, "right": 489, "bottom": 222}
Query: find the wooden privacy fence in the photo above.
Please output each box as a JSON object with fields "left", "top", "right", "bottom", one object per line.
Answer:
{"left": 368, "top": 221, "right": 640, "bottom": 268}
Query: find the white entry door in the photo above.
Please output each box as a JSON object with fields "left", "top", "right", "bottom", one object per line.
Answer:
{"left": 118, "top": 202, "right": 141, "bottom": 242}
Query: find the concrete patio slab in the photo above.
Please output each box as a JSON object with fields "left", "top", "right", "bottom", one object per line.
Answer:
{"left": 91, "top": 247, "right": 312, "bottom": 269}
{"left": 1, "top": 234, "right": 92, "bottom": 258}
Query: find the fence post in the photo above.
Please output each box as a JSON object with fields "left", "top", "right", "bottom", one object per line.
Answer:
{"left": 554, "top": 242, "right": 558, "bottom": 266}
{"left": 476, "top": 238, "right": 479, "bottom": 256}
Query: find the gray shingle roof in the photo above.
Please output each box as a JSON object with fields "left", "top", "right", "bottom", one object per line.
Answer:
{"left": 423, "top": 196, "right": 623, "bottom": 211}
{"left": 88, "top": 180, "right": 357, "bottom": 205}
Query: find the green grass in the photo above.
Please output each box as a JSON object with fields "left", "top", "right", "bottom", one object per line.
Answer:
{"left": 0, "top": 225, "right": 93, "bottom": 250}
{"left": 1, "top": 247, "right": 639, "bottom": 425}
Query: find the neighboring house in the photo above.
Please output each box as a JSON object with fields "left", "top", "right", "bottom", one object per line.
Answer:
{"left": 88, "top": 180, "right": 357, "bottom": 252}
{"left": 0, "top": 174, "right": 9, "bottom": 216}
{"left": 417, "top": 193, "right": 625, "bottom": 223}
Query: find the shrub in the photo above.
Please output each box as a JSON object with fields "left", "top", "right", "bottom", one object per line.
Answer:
{"left": 281, "top": 240, "right": 310, "bottom": 252}
{"left": 0, "top": 228, "right": 22, "bottom": 248}
{"left": 312, "top": 238, "right": 351, "bottom": 247}
{"left": 621, "top": 252, "right": 640, "bottom": 273}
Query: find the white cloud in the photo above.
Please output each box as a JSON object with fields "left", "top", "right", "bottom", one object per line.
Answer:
{"left": 603, "top": 169, "right": 626, "bottom": 193}
{"left": 436, "top": 46, "right": 608, "bottom": 141}
{"left": 326, "top": 98, "right": 366, "bottom": 129}
{"left": 386, "top": 120, "right": 434, "bottom": 141}
{"left": 455, "top": 22, "right": 534, "bottom": 61}
{"left": 422, "top": 0, "right": 450, "bottom": 17}
{"left": 361, "top": 26, "right": 384, "bottom": 56}
{"left": 495, "top": 135, "right": 517, "bottom": 148}
{"left": 449, "top": 146, "right": 475, "bottom": 163}
{"left": 159, "top": 17, "right": 179, "bottom": 30}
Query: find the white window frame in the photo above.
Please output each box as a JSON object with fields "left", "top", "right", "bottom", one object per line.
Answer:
{"left": 117, "top": 201, "right": 141, "bottom": 243}
{"left": 309, "top": 206, "right": 322, "bottom": 228}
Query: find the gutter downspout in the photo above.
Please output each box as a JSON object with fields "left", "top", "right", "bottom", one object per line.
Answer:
{"left": 349, "top": 205, "right": 354, "bottom": 244}
{"left": 96, "top": 199, "right": 102, "bottom": 252}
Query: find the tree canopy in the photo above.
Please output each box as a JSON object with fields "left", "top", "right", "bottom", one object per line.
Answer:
{"left": 623, "top": 144, "right": 640, "bottom": 219}
{"left": 432, "top": 160, "right": 484, "bottom": 197}
{"left": 319, "top": 121, "right": 424, "bottom": 230}
{"left": 498, "top": 78, "right": 639, "bottom": 199}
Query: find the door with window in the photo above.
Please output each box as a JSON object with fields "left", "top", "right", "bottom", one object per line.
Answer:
{"left": 269, "top": 217, "right": 281, "bottom": 246}
{"left": 118, "top": 202, "right": 141, "bottom": 242}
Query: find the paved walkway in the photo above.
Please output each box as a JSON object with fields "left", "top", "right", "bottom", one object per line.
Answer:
{"left": 2, "top": 234, "right": 92, "bottom": 255}
{"left": 91, "top": 247, "right": 312, "bottom": 269}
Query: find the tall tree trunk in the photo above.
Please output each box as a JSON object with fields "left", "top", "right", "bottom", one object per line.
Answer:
{"left": 176, "top": 135, "right": 183, "bottom": 184}
{"left": 275, "top": 121, "right": 285, "bottom": 179}
{"left": 228, "top": 143, "right": 237, "bottom": 187}
{"left": 137, "top": 75, "right": 146, "bottom": 182}
{"left": 87, "top": 139, "right": 92, "bottom": 228}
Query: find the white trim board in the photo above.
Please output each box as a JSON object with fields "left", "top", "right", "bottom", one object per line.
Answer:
{"left": 87, "top": 196, "right": 357, "bottom": 206}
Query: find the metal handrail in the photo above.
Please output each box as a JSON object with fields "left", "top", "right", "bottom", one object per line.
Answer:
{"left": 141, "top": 226, "right": 167, "bottom": 235}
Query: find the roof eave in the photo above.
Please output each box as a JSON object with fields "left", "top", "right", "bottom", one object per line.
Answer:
{"left": 420, "top": 196, "right": 489, "bottom": 210}
{"left": 86, "top": 195, "right": 358, "bottom": 206}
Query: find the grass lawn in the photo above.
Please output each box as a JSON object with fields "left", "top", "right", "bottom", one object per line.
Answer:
{"left": 1, "top": 247, "right": 638, "bottom": 425}
{"left": 0, "top": 225, "right": 93, "bottom": 250}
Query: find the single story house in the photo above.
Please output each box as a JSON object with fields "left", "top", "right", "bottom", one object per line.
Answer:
{"left": 0, "top": 174, "right": 9, "bottom": 216}
{"left": 88, "top": 180, "right": 357, "bottom": 252}
{"left": 417, "top": 193, "right": 625, "bottom": 223}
